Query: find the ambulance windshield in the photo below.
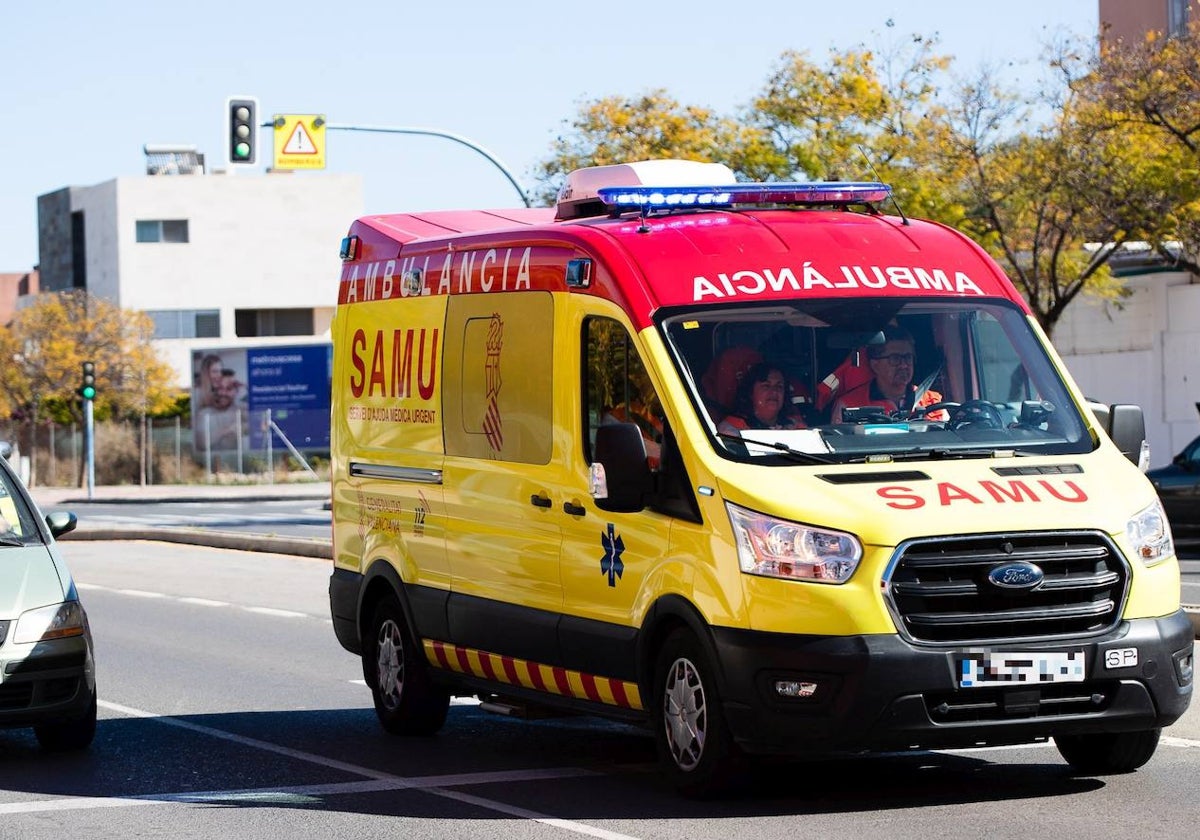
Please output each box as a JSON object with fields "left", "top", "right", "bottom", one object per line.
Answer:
{"left": 660, "top": 299, "right": 1093, "bottom": 463}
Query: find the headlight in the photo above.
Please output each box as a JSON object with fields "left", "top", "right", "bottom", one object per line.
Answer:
{"left": 727, "top": 502, "right": 862, "bottom": 584}
{"left": 13, "top": 601, "right": 87, "bottom": 644}
{"left": 1126, "top": 500, "right": 1173, "bottom": 567}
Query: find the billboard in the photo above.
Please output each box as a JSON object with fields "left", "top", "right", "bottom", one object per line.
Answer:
{"left": 191, "top": 343, "right": 332, "bottom": 454}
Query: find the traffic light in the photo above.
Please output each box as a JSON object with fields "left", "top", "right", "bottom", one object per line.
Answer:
{"left": 227, "top": 97, "right": 258, "bottom": 166}
{"left": 80, "top": 361, "right": 96, "bottom": 401}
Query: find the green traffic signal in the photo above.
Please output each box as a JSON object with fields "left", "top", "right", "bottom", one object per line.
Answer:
{"left": 80, "top": 361, "right": 96, "bottom": 401}
{"left": 227, "top": 97, "right": 258, "bottom": 165}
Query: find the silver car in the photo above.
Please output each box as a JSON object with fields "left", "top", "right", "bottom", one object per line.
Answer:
{"left": 0, "top": 449, "right": 95, "bottom": 751}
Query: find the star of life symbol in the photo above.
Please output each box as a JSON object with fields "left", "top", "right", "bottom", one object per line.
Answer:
{"left": 601, "top": 523, "right": 624, "bottom": 587}
{"left": 483, "top": 313, "right": 503, "bottom": 453}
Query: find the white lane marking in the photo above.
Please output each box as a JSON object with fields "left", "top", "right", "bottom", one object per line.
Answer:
{"left": 939, "top": 734, "right": 1200, "bottom": 753}
{"left": 6, "top": 699, "right": 643, "bottom": 840}
{"left": 77, "top": 581, "right": 320, "bottom": 621}
{"left": 244, "top": 607, "right": 308, "bottom": 619}
{"left": 1162, "top": 735, "right": 1200, "bottom": 748}
{"left": 178, "top": 597, "right": 230, "bottom": 608}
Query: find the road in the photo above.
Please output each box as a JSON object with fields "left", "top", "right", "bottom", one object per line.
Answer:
{"left": 68, "top": 498, "right": 332, "bottom": 540}
{"left": 2, "top": 540, "right": 1200, "bottom": 839}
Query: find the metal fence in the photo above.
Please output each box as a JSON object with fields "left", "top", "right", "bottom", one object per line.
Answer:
{"left": 5, "top": 412, "right": 326, "bottom": 488}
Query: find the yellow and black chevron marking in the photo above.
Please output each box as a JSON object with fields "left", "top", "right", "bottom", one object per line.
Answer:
{"left": 424, "top": 639, "right": 643, "bottom": 711}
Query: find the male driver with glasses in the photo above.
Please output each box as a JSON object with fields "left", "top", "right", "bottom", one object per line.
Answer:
{"left": 830, "top": 325, "right": 948, "bottom": 423}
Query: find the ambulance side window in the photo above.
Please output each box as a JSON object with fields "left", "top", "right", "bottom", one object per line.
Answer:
{"left": 583, "top": 317, "right": 701, "bottom": 522}
{"left": 583, "top": 317, "right": 662, "bottom": 463}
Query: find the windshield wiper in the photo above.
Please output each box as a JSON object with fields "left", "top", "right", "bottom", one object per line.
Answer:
{"left": 851, "top": 447, "right": 1026, "bottom": 463}
{"left": 0, "top": 531, "right": 27, "bottom": 547}
{"left": 716, "top": 432, "right": 834, "bottom": 464}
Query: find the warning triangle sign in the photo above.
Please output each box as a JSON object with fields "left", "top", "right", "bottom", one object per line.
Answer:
{"left": 283, "top": 122, "right": 318, "bottom": 155}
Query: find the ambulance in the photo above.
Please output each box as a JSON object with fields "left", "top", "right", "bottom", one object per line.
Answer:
{"left": 328, "top": 160, "right": 1192, "bottom": 795}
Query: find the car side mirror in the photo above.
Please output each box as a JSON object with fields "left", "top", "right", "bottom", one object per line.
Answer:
{"left": 1106, "top": 404, "right": 1147, "bottom": 467}
{"left": 590, "top": 422, "right": 653, "bottom": 513}
{"left": 45, "top": 510, "right": 77, "bottom": 539}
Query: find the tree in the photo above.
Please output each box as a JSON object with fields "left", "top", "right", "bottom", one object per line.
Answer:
{"left": 531, "top": 33, "right": 1197, "bottom": 338}
{"left": 1070, "top": 21, "right": 1200, "bottom": 273}
{"left": 531, "top": 89, "right": 773, "bottom": 205}
{"left": 0, "top": 290, "right": 178, "bottom": 486}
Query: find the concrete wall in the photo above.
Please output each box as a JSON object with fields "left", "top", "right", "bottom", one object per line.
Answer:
{"left": 1056, "top": 270, "right": 1200, "bottom": 468}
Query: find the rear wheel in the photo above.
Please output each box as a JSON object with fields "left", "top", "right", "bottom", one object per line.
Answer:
{"left": 366, "top": 594, "right": 449, "bottom": 735}
{"left": 1054, "top": 728, "right": 1161, "bottom": 774}
{"left": 653, "top": 628, "right": 741, "bottom": 797}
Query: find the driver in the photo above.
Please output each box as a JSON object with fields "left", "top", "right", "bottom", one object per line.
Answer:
{"left": 830, "top": 326, "right": 948, "bottom": 422}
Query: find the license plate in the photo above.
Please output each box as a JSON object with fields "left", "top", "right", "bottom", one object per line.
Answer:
{"left": 958, "top": 651, "right": 1086, "bottom": 688}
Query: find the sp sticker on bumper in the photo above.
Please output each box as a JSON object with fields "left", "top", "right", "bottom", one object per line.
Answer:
{"left": 1105, "top": 647, "right": 1138, "bottom": 669}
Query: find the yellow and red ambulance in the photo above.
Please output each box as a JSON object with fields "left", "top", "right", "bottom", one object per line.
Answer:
{"left": 329, "top": 160, "right": 1191, "bottom": 795}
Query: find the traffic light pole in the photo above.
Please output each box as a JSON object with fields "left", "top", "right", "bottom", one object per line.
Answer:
{"left": 324, "top": 124, "right": 532, "bottom": 208}
{"left": 84, "top": 398, "right": 94, "bottom": 500}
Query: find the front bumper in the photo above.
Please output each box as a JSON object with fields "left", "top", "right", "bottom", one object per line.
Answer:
{"left": 713, "top": 610, "right": 1193, "bottom": 756}
{"left": 0, "top": 633, "right": 95, "bottom": 729}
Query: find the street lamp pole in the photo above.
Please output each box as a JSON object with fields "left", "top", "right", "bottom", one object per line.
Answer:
{"left": 326, "top": 124, "right": 532, "bottom": 208}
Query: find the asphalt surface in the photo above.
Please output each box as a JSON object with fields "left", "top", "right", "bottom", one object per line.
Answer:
{"left": 26, "top": 480, "right": 1200, "bottom": 637}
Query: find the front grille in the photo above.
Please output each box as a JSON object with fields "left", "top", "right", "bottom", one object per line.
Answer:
{"left": 885, "top": 532, "right": 1129, "bottom": 644}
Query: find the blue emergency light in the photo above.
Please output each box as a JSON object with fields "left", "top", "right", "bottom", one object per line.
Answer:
{"left": 597, "top": 181, "right": 891, "bottom": 210}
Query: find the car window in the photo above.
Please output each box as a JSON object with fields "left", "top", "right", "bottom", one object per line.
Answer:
{"left": 0, "top": 465, "right": 39, "bottom": 539}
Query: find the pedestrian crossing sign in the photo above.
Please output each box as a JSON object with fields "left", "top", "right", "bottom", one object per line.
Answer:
{"left": 272, "top": 114, "right": 326, "bottom": 170}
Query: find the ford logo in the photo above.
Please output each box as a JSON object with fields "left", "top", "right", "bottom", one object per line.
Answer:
{"left": 987, "top": 561, "right": 1045, "bottom": 590}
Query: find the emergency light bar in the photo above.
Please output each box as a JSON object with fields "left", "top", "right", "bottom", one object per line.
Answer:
{"left": 597, "top": 181, "right": 891, "bottom": 211}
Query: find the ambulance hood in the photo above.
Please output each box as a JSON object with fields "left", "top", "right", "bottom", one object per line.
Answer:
{"left": 716, "top": 455, "right": 1154, "bottom": 547}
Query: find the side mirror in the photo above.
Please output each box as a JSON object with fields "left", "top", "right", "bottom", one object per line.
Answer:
{"left": 45, "top": 510, "right": 78, "bottom": 539}
{"left": 1106, "top": 404, "right": 1147, "bottom": 467}
{"left": 590, "top": 423, "right": 653, "bottom": 513}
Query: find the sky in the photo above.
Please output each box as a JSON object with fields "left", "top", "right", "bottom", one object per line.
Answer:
{"left": 0, "top": 0, "right": 1099, "bottom": 272}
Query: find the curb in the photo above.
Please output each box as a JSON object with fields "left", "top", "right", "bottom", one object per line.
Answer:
{"left": 59, "top": 526, "right": 331, "bottom": 560}
{"left": 47, "top": 493, "right": 330, "bottom": 506}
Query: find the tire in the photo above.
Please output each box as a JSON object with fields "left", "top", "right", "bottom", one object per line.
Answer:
{"left": 34, "top": 689, "right": 97, "bottom": 752}
{"left": 365, "top": 594, "right": 449, "bottom": 736}
{"left": 1054, "top": 728, "right": 1161, "bottom": 774}
{"left": 653, "top": 628, "right": 741, "bottom": 797}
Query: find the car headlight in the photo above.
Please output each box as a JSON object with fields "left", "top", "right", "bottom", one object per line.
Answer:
{"left": 1126, "top": 500, "right": 1173, "bottom": 567}
{"left": 13, "top": 601, "right": 87, "bottom": 644}
{"left": 727, "top": 502, "right": 862, "bottom": 584}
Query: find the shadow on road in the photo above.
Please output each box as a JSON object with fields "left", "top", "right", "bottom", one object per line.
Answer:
{"left": 0, "top": 702, "right": 1106, "bottom": 817}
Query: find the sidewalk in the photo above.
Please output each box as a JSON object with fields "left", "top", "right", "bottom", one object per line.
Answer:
{"left": 30, "top": 480, "right": 333, "bottom": 559}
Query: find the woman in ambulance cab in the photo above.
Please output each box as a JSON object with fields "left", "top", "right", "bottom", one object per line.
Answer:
{"left": 830, "top": 326, "right": 948, "bottom": 423}
{"left": 717, "top": 363, "right": 803, "bottom": 435}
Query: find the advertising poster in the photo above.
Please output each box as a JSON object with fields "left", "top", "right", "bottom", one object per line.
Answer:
{"left": 245, "top": 344, "right": 332, "bottom": 449}
{"left": 192, "top": 344, "right": 331, "bottom": 455}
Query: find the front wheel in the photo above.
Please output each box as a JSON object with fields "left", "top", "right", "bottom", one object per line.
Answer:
{"left": 366, "top": 594, "right": 449, "bottom": 736}
{"left": 1054, "top": 728, "right": 1161, "bottom": 774}
{"left": 653, "top": 628, "right": 741, "bottom": 797}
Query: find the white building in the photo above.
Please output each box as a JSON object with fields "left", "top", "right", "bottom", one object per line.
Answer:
{"left": 37, "top": 155, "right": 362, "bottom": 389}
{"left": 1056, "top": 260, "right": 1200, "bottom": 470}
